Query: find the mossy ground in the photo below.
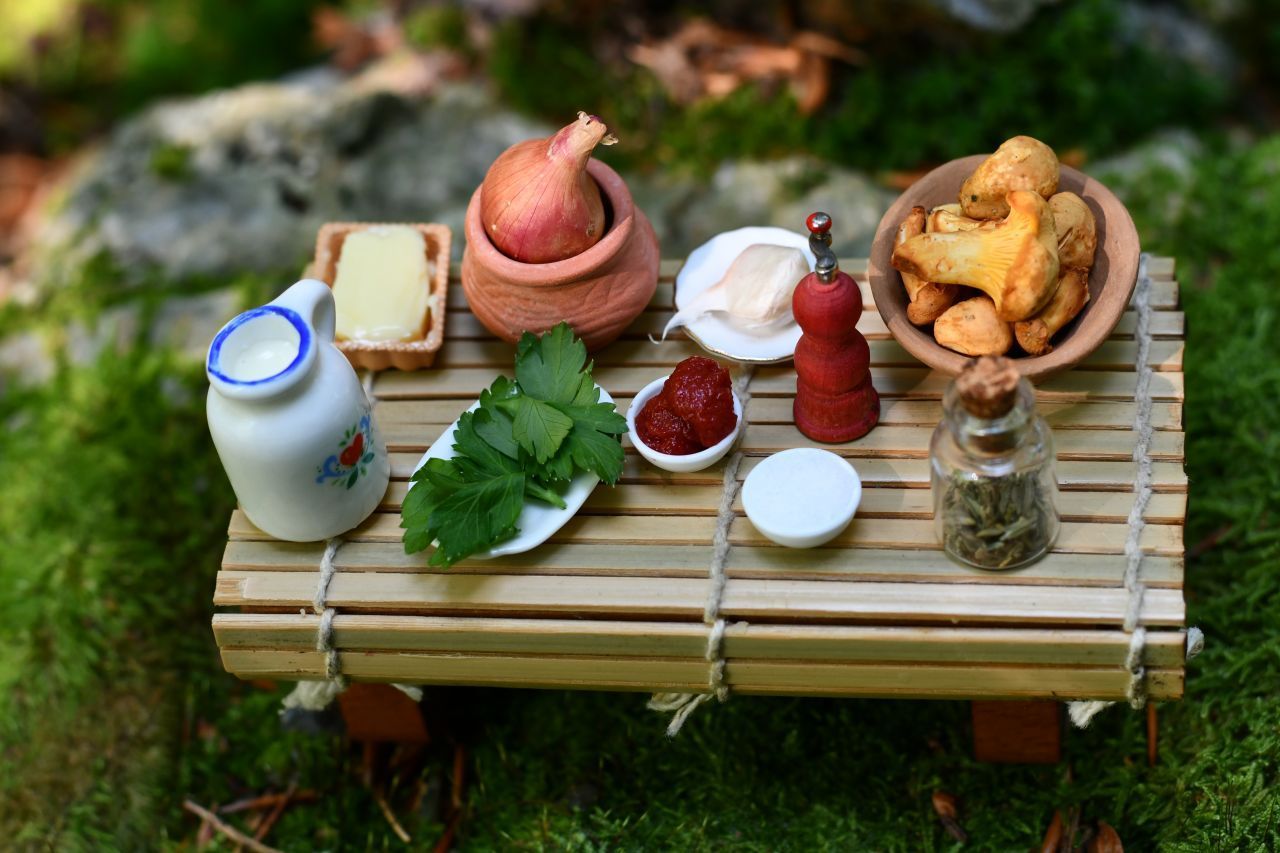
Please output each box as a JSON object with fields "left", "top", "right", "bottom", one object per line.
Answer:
{"left": 2, "top": 137, "right": 1278, "bottom": 850}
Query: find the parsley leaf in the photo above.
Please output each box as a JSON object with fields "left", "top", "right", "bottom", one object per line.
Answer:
{"left": 555, "top": 402, "right": 628, "bottom": 435}
{"left": 559, "top": 422, "right": 625, "bottom": 485}
{"left": 473, "top": 379, "right": 520, "bottom": 459}
{"left": 427, "top": 469, "right": 526, "bottom": 567}
{"left": 508, "top": 396, "right": 574, "bottom": 463}
{"left": 515, "top": 322, "right": 589, "bottom": 405}
{"left": 452, "top": 409, "right": 519, "bottom": 477}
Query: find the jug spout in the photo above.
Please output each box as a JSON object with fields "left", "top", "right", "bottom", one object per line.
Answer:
{"left": 206, "top": 279, "right": 333, "bottom": 401}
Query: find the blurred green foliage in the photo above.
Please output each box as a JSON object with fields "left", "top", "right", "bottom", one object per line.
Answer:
{"left": 0, "top": 345, "right": 234, "bottom": 846}
{"left": 403, "top": 4, "right": 471, "bottom": 54}
{"left": 3, "top": 0, "right": 324, "bottom": 150}
{"left": 489, "top": 0, "right": 1226, "bottom": 174}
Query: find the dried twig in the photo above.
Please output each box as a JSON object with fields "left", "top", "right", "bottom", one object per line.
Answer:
{"left": 221, "top": 790, "right": 319, "bottom": 815}
{"left": 1066, "top": 807, "right": 1082, "bottom": 851}
{"left": 1089, "top": 821, "right": 1125, "bottom": 852}
{"left": 375, "top": 788, "right": 412, "bottom": 844}
{"left": 183, "top": 800, "right": 284, "bottom": 853}
{"left": 253, "top": 781, "right": 297, "bottom": 843}
{"left": 450, "top": 744, "right": 467, "bottom": 811}
{"left": 1040, "top": 810, "right": 1065, "bottom": 852}
{"left": 195, "top": 811, "right": 216, "bottom": 849}
{"left": 433, "top": 811, "right": 462, "bottom": 853}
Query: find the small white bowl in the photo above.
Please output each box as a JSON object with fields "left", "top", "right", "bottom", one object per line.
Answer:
{"left": 742, "top": 448, "right": 861, "bottom": 548}
{"left": 626, "top": 375, "right": 743, "bottom": 473}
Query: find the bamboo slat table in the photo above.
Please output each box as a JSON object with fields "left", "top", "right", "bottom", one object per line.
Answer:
{"left": 213, "top": 256, "right": 1188, "bottom": 711}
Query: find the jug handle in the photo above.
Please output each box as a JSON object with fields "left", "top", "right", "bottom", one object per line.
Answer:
{"left": 271, "top": 279, "right": 336, "bottom": 343}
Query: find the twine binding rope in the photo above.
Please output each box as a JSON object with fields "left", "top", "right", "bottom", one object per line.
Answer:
{"left": 313, "top": 537, "right": 346, "bottom": 685}
{"left": 1068, "top": 254, "right": 1202, "bottom": 728}
{"left": 283, "top": 373, "right": 384, "bottom": 714}
{"left": 648, "top": 365, "right": 755, "bottom": 735}
{"left": 281, "top": 537, "right": 347, "bottom": 712}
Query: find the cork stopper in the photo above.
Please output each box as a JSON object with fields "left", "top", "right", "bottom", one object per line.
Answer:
{"left": 955, "top": 357, "right": 1021, "bottom": 418}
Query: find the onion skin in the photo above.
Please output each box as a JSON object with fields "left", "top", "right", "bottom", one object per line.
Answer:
{"left": 479, "top": 112, "right": 617, "bottom": 264}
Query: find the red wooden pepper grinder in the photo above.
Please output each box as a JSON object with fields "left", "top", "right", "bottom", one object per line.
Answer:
{"left": 793, "top": 212, "right": 880, "bottom": 442}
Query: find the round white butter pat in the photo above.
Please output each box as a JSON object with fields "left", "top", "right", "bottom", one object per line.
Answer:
{"left": 741, "top": 448, "right": 861, "bottom": 548}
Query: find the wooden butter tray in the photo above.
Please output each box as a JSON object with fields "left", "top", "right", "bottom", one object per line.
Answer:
{"left": 212, "top": 256, "right": 1187, "bottom": 702}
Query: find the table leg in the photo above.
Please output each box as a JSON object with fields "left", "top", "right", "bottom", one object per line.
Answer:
{"left": 970, "top": 700, "right": 1061, "bottom": 764}
{"left": 338, "top": 683, "right": 431, "bottom": 744}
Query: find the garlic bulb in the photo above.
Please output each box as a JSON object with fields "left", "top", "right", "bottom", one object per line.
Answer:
{"left": 662, "top": 244, "right": 809, "bottom": 339}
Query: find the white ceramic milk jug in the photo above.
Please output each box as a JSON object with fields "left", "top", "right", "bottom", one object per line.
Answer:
{"left": 206, "top": 279, "right": 390, "bottom": 541}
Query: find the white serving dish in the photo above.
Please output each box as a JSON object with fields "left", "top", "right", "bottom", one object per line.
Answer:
{"left": 412, "top": 387, "right": 614, "bottom": 559}
{"left": 741, "top": 448, "right": 861, "bottom": 548}
{"left": 672, "top": 226, "right": 816, "bottom": 363}
{"left": 626, "top": 375, "right": 743, "bottom": 473}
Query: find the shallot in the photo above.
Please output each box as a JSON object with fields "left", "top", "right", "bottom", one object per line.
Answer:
{"left": 479, "top": 111, "right": 618, "bottom": 264}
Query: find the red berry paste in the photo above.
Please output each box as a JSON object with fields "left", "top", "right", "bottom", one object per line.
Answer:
{"left": 636, "top": 356, "right": 736, "bottom": 455}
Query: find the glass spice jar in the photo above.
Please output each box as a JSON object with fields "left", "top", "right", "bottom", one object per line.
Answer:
{"left": 930, "top": 357, "right": 1060, "bottom": 570}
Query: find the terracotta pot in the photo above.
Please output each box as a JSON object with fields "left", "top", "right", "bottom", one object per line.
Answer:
{"left": 462, "top": 159, "right": 660, "bottom": 351}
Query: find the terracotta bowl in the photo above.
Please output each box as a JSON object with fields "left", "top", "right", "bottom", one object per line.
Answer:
{"left": 867, "top": 155, "right": 1140, "bottom": 382}
{"left": 461, "top": 159, "right": 660, "bottom": 352}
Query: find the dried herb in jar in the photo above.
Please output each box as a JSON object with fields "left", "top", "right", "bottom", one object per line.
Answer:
{"left": 940, "top": 469, "right": 1057, "bottom": 569}
{"left": 930, "top": 357, "right": 1060, "bottom": 570}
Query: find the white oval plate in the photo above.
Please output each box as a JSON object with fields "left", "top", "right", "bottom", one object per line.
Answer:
{"left": 412, "top": 387, "right": 614, "bottom": 560}
{"left": 674, "top": 226, "right": 815, "bottom": 364}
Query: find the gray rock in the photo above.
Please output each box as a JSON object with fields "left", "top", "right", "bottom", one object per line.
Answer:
{"left": 650, "top": 157, "right": 894, "bottom": 258}
{"left": 37, "top": 78, "right": 549, "bottom": 289}
{"left": 1117, "top": 4, "right": 1235, "bottom": 80}
{"left": 148, "top": 287, "right": 245, "bottom": 360}
{"left": 923, "top": 0, "right": 1058, "bottom": 32}
{"left": 1087, "top": 128, "right": 1205, "bottom": 221}
{"left": 39, "top": 64, "right": 894, "bottom": 294}
{"left": 0, "top": 331, "right": 53, "bottom": 388}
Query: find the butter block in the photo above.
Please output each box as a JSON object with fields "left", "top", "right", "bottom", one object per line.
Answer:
{"left": 333, "top": 225, "right": 431, "bottom": 342}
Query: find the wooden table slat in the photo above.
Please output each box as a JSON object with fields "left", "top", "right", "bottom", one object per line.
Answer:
{"left": 445, "top": 271, "right": 1179, "bottom": 315}
{"left": 376, "top": 397, "right": 1183, "bottom": 431}
{"left": 218, "top": 647, "right": 1182, "bottom": 700}
{"left": 213, "top": 613, "right": 1187, "bottom": 668}
{"left": 385, "top": 453, "right": 1189, "bottom": 491}
{"left": 222, "top": 538, "right": 1185, "bottom": 588}
{"left": 446, "top": 306, "right": 1186, "bottom": 343}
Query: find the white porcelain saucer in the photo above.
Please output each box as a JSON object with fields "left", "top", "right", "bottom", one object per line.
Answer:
{"left": 673, "top": 226, "right": 816, "bottom": 364}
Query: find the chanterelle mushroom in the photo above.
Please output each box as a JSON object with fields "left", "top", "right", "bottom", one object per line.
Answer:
{"left": 960, "top": 136, "right": 1059, "bottom": 220}
{"left": 896, "top": 206, "right": 958, "bottom": 326}
{"left": 934, "top": 295, "right": 1012, "bottom": 357}
{"left": 1014, "top": 267, "right": 1090, "bottom": 355}
{"left": 1048, "top": 192, "right": 1097, "bottom": 270}
{"left": 891, "top": 190, "right": 1061, "bottom": 322}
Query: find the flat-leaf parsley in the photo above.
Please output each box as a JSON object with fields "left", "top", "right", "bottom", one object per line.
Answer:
{"left": 401, "top": 323, "right": 627, "bottom": 566}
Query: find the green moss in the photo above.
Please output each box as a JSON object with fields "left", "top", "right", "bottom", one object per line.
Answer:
{"left": 403, "top": 5, "right": 471, "bottom": 54}
{"left": 0, "top": 346, "right": 235, "bottom": 845}
{"left": 149, "top": 143, "right": 193, "bottom": 182}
